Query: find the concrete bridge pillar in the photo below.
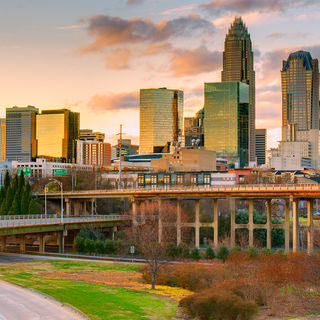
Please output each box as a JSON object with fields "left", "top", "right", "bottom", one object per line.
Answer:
{"left": 74, "top": 200, "right": 80, "bottom": 216}
{"left": 230, "top": 199, "right": 236, "bottom": 247}
{"left": 248, "top": 200, "right": 254, "bottom": 247}
{"left": 266, "top": 199, "right": 272, "bottom": 249}
{"left": 307, "top": 199, "right": 314, "bottom": 255}
{"left": 82, "top": 201, "right": 87, "bottom": 216}
{"left": 1, "top": 236, "right": 6, "bottom": 252}
{"left": 195, "top": 199, "right": 200, "bottom": 248}
{"left": 292, "top": 199, "right": 299, "bottom": 253}
{"left": 39, "top": 234, "right": 45, "bottom": 253}
{"left": 91, "top": 199, "right": 95, "bottom": 215}
{"left": 284, "top": 199, "right": 290, "bottom": 253}
{"left": 20, "top": 235, "right": 26, "bottom": 254}
{"left": 65, "top": 198, "right": 71, "bottom": 217}
{"left": 158, "top": 198, "right": 162, "bottom": 243}
{"left": 59, "top": 230, "right": 66, "bottom": 254}
{"left": 132, "top": 199, "right": 138, "bottom": 229}
{"left": 177, "top": 199, "right": 181, "bottom": 246}
{"left": 213, "top": 199, "right": 218, "bottom": 249}
{"left": 112, "top": 226, "right": 117, "bottom": 241}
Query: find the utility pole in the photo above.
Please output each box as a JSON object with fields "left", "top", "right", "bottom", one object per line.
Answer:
{"left": 119, "top": 124, "right": 122, "bottom": 189}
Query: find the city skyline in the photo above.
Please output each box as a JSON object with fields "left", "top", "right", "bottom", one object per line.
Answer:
{"left": 2, "top": 1, "right": 320, "bottom": 148}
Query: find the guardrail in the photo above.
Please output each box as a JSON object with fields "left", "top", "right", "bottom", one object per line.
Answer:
{"left": 0, "top": 214, "right": 131, "bottom": 228}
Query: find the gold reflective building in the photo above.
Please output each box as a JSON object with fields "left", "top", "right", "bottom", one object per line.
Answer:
{"left": 36, "top": 109, "right": 80, "bottom": 162}
{"left": 139, "top": 88, "right": 183, "bottom": 154}
{"left": 204, "top": 82, "right": 249, "bottom": 168}
{"left": 0, "top": 119, "right": 5, "bottom": 161}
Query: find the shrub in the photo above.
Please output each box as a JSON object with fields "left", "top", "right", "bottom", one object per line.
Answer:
{"left": 247, "top": 246, "right": 259, "bottom": 258}
{"left": 217, "top": 245, "right": 229, "bottom": 262}
{"left": 180, "top": 286, "right": 258, "bottom": 320}
{"left": 95, "top": 240, "right": 105, "bottom": 254}
{"left": 261, "top": 247, "right": 273, "bottom": 255}
{"left": 176, "top": 243, "right": 190, "bottom": 259}
{"left": 84, "top": 238, "right": 95, "bottom": 254}
{"left": 104, "top": 240, "right": 115, "bottom": 254}
{"left": 230, "top": 246, "right": 242, "bottom": 255}
{"left": 190, "top": 248, "right": 201, "bottom": 261}
{"left": 205, "top": 246, "right": 215, "bottom": 259}
{"left": 166, "top": 242, "right": 178, "bottom": 258}
{"left": 74, "top": 236, "right": 85, "bottom": 253}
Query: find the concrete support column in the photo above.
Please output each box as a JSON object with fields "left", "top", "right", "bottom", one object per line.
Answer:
{"left": 59, "top": 231, "right": 65, "bottom": 254}
{"left": 158, "top": 199, "right": 162, "bottom": 243}
{"left": 177, "top": 199, "right": 181, "bottom": 246}
{"left": 39, "top": 234, "right": 45, "bottom": 253}
{"left": 248, "top": 200, "right": 254, "bottom": 247}
{"left": 284, "top": 200, "right": 290, "bottom": 253}
{"left": 132, "top": 199, "right": 138, "bottom": 229}
{"left": 213, "top": 199, "right": 218, "bottom": 249}
{"left": 266, "top": 199, "right": 272, "bottom": 249}
{"left": 230, "top": 199, "right": 236, "bottom": 247}
{"left": 307, "top": 199, "right": 314, "bottom": 255}
{"left": 20, "top": 235, "right": 26, "bottom": 254}
{"left": 82, "top": 201, "right": 87, "bottom": 216}
{"left": 1, "top": 236, "right": 6, "bottom": 252}
{"left": 195, "top": 199, "right": 200, "bottom": 248}
{"left": 292, "top": 199, "right": 299, "bottom": 253}
{"left": 74, "top": 200, "right": 80, "bottom": 216}
{"left": 112, "top": 226, "right": 117, "bottom": 241}
{"left": 65, "top": 199, "right": 71, "bottom": 217}
{"left": 91, "top": 199, "right": 94, "bottom": 215}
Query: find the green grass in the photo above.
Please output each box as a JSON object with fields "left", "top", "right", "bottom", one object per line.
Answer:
{"left": 0, "top": 260, "right": 176, "bottom": 320}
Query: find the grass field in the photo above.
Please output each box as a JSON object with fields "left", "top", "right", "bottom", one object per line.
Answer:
{"left": 0, "top": 260, "right": 177, "bottom": 320}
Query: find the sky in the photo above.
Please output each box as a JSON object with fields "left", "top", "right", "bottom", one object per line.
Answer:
{"left": 1, "top": 0, "right": 320, "bottom": 148}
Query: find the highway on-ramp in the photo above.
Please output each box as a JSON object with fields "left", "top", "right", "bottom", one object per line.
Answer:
{"left": 0, "top": 280, "right": 86, "bottom": 320}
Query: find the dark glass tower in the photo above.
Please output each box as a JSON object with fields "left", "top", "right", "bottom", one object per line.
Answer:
{"left": 222, "top": 17, "right": 255, "bottom": 163}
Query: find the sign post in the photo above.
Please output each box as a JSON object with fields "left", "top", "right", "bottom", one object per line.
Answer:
{"left": 18, "top": 167, "right": 32, "bottom": 177}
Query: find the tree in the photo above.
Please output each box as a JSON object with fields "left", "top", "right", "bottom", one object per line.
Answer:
{"left": 205, "top": 246, "right": 215, "bottom": 259}
{"left": 8, "top": 194, "right": 20, "bottom": 215}
{"left": 217, "top": 245, "right": 229, "bottom": 262}
{"left": 28, "top": 198, "right": 38, "bottom": 215}
{"left": 4, "top": 171, "right": 10, "bottom": 191}
{"left": 18, "top": 171, "right": 25, "bottom": 193}
{"left": 5, "top": 186, "right": 14, "bottom": 213}
{"left": 21, "top": 186, "right": 31, "bottom": 215}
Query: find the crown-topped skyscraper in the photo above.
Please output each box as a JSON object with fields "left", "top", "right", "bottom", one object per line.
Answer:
{"left": 222, "top": 17, "right": 256, "bottom": 163}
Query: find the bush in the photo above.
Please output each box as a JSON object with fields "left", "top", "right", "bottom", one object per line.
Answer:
{"left": 104, "top": 240, "right": 115, "bottom": 254}
{"left": 247, "top": 246, "right": 259, "bottom": 258}
{"left": 176, "top": 243, "right": 190, "bottom": 259}
{"left": 190, "top": 248, "right": 201, "bottom": 261}
{"left": 230, "top": 246, "right": 242, "bottom": 255}
{"left": 166, "top": 242, "right": 178, "bottom": 258}
{"left": 217, "top": 245, "right": 229, "bottom": 262}
{"left": 180, "top": 286, "right": 258, "bottom": 320}
{"left": 95, "top": 240, "right": 105, "bottom": 254}
{"left": 261, "top": 247, "right": 273, "bottom": 255}
{"left": 84, "top": 238, "right": 95, "bottom": 254}
{"left": 205, "top": 246, "right": 215, "bottom": 259}
{"left": 74, "top": 236, "right": 85, "bottom": 253}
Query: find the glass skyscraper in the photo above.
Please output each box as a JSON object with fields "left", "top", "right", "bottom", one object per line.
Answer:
{"left": 139, "top": 88, "right": 183, "bottom": 154}
{"left": 36, "top": 109, "right": 80, "bottom": 163}
{"left": 281, "top": 50, "right": 319, "bottom": 131}
{"left": 222, "top": 17, "right": 255, "bottom": 163}
{"left": 204, "top": 82, "right": 249, "bottom": 168}
{"left": 6, "top": 106, "right": 38, "bottom": 161}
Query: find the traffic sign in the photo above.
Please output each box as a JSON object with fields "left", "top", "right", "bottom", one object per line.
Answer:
{"left": 18, "top": 167, "right": 32, "bottom": 177}
{"left": 54, "top": 169, "right": 67, "bottom": 176}
{"left": 44, "top": 187, "right": 49, "bottom": 193}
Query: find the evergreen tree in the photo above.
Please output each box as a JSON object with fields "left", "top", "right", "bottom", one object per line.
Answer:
{"left": 18, "top": 171, "right": 25, "bottom": 194}
{"left": 21, "top": 186, "right": 31, "bottom": 215}
{"left": 5, "top": 186, "right": 14, "bottom": 213}
{"left": 12, "top": 175, "right": 18, "bottom": 194}
{"left": 28, "top": 198, "right": 38, "bottom": 215}
{"left": 10, "top": 193, "right": 21, "bottom": 215}
{"left": 0, "top": 200, "right": 7, "bottom": 215}
{"left": 4, "top": 171, "right": 10, "bottom": 190}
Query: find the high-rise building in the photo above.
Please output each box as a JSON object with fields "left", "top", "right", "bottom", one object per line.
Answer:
{"left": 139, "top": 88, "right": 183, "bottom": 154}
{"left": 114, "top": 139, "right": 139, "bottom": 157}
{"left": 36, "top": 109, "right": 80, "bottom": 163}
{"left": 281, "top": 50, "right": 319, "bottom": 131}
{"left": 6, "top": 106, "right": 38, "bottom": 161}
{"left": 77, "top": 140, "right": 111, "bottom": 166}
{"left": 0, "top": 119, "right": 6, "bottom": 162}
{"left": 184, "top": 108, "right": 204, "bottom": 147}
{"left": 222, "top": 17, "right": 255, "bottom": 163}
{"left": 255, "top": 129, "right": 267, "bottom": 166}
{"left": 204, "top": 82, "right": 249, "bottom": 168}
{"left": 80, "top": 129, "right": 105, "bottom": 142}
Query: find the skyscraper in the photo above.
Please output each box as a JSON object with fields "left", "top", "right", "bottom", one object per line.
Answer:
{"left": 139, "top": 88, "right": 183, "bottom": 154}
{"left": 6, "top": 106, "right": 38, "bottom": 161}
{"left": 255, "top": 129, "right": 267, "bottom": 166}
{"left": 36, "top": 109, "right": 80, "bottom": 162}
{"left": 184, "top": 108, "right": 204, "bottom": 147}
{"left": 281, "top": 50, "right": 319, "bottom": 131}
{"left": 204, "top": 82, "right": 249, "bottom": 168}
{"left": 222, "top": 17, "right": 255, "bottom": 163}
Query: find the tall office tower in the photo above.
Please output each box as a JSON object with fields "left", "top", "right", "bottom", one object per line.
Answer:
{"left": 0, "top": 119, "right": 6, "bottom": 161}
{"left": 255, "top": 129, "right": 267, "bottom": 166}
{"left": 204, "top": 82, "right": 249, "bottom": 168}
{"left": 222, "top": 17, "right": 255, "bottom": 163}
{"left": 36, "top": 109, "right": 80, "bottom": 163}
{"left": 6, "top": 106, "right": 38, "bottom": 161}
{"left": 79, "top": 129, "right": 105, "bottom": 142}
{"left": 281, "top": 51, "right": 319, "bottom": 131}
{"left": 139, "top": 88, "right": 183, "bottom": 154}
{"left": 184, "top": 108, "right": 204, "bottom": 147}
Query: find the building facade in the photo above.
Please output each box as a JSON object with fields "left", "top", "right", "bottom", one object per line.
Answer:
{"left": 184, "top": 108, "right": 204, "bottom": 147}
{"left": 77, "top": 140, "right": 111, "bottom": 166}
{"left": 36, "top": 109, "right": 80, "bottom": 163}
{"left": 6, "top": 106, "right": 38, "bottom": 161}
{"left": 255, "top": 129, "right": 267, "bottom": 166}
{"left": 0, "top": 119, "right": 5, "bottom": 162}
{"left": 281, "top": 51, "right": 319, "bottom": 131}
{"left": 80, "top": 129, "right": 105, "bottom": 142}
{"left": 222, "top": 17, "right": 256, "bottom": 163}
{"left": 139, "top": 88, "right": 184, "bottom": 154}
{"left": 204, "top": 82, "right": 249, "bottom": 168}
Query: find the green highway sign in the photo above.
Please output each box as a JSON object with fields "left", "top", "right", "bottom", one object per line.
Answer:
{"left": 18, "top": 167, "right": 32, "bottom": 177}
{"left": 54, "top": 168, "right": 67, "bottom": 176}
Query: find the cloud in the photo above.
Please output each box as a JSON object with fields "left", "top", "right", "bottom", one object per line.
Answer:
{"left": 267, "top": 32, "right": 284, "bottom": 39}
{"left": 170, "top": 46, "right": 222, "bottom": 76}
{"left": 80, "top": 14, "right": 215, "bottom": 53}
{"left": 87, "top": 92, "right": 138, "bottom": 112}
{"left": 126, "top": 0, "right": 145, "bottom": 5}
{"left": 106, "top": 49, "right": 131, "bottom": 69}
{"left": 58, "top": 24, "right": 83, "bottom": 30}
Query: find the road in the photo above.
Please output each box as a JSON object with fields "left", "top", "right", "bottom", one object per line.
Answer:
{"left": 0, "top": 280, "right": 85, "bottom": 320}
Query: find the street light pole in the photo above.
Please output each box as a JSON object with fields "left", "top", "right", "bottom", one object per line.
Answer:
{"left": 48, "top": 178, "right": 63, "bottom": 223}
{"left": 119, "top": 124, "right": 122, "bottom": 189}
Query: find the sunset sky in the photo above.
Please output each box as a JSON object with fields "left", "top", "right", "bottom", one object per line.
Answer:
{"left": 1, "top": 0, "right": 320, "bottom": 148}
